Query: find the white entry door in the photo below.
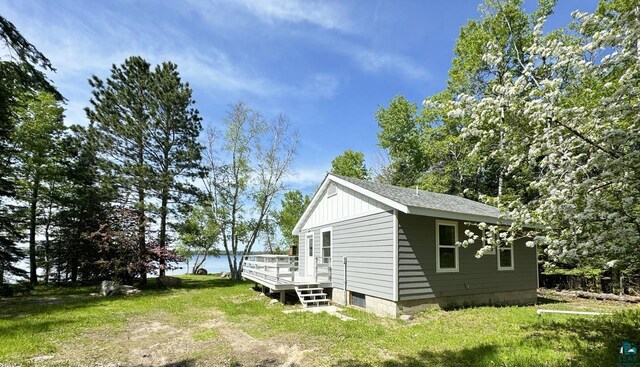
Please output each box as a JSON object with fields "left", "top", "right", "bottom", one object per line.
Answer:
{"left": 305, "top": 233, "right": 315, "bottom": 277}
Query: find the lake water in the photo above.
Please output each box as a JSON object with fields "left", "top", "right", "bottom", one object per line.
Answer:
{"left": 5, "top": 254, "right": 243, "bottom": 282}
{"left": 166, "top": 254, "right": 242, "bottom": 275}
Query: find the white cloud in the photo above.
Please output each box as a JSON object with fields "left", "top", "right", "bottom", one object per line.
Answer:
{"left": 236, "top": 0, "right": 352, "bottom": 32}
{"left": 1, "top": 3, "right": 342, "bottom": 128}
{"left": 346, "top": 46, "right": 432, "bottom": 81}
{"left": 285, "top": 166, "right": 329, "bottom": 188}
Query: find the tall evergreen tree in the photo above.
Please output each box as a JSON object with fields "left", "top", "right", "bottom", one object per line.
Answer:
{"left": 86, "top": 56, "right": 153, "bottom": 284}
{"left": 50, "top": 124, "right": 116, "bottom": 283}
{"left": 87, "top": 56, "right": 202, "bottom": 281}
{"left": 13, "top": 91, "right": 65, "bottom": 284}
{"left": 147, "top": 62, "right": 203, "bottom": 276}
{"left": 0, "top": 15, "right": 61, "bottom": 284}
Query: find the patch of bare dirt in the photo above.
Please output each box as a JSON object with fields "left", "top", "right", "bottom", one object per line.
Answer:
{"left": 37, "top": 310, "right": 314, "bottom": 367}
{"left": 199, "top": 316, "right": 313, "bottom": 367}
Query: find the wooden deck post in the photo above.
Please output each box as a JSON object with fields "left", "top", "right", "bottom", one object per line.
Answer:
{"left": 280, "top": 290, "right": 285, "bottom": 304}
{"left": 314, "top": 257, "right": 318, "bottom": 283}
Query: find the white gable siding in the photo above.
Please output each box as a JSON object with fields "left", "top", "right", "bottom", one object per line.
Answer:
{"left": 301, "top": 183, "right": 390, "bottom": 230}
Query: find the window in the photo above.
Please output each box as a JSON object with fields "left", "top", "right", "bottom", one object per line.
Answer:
{"left": 436, "top": 220, "right": 458, "bottom": 272}
{"left": 351, "top": 292, "right": 366, "bottom": 308}
{"left": 497, "top": 245, "right": 514, "bottom": 271}
{"left": 327, "top": 183, "right": 337, "bottom": 197}
{"left": 321, "top": 229, "right": 331, "bottom": 264}
{"left": 307, "top": 235, "right": 313, "bottom": 257}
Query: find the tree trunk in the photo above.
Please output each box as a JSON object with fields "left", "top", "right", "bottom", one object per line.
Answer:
{"left": 29, "top": 179, "right": 40, "bottom": 285}
{"left": 44, "top": 218, "right": 50, "bottom": 286}
{"left": 56, "top": 241, "right": 61, "bottom": 284}
{"left": 138, "top": 186, "right": 147, "bottom": 285}
{"left": 43, "top": 190, "right": 54, "bottom": 286}
{"left": 158, "top": 187, "right": 169, "bottom": 277}
{"left": 70, "top": 251, "right": 78, "bottom": 283}
{"left": 137, "top": 143, "right": 147, "bottom": 285}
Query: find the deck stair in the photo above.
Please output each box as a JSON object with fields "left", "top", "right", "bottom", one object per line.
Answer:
{"left": 295, "top": 284, "right": 330, "bottom": 308}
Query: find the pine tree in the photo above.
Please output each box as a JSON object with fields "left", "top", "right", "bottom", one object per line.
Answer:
{"left": 147, "top": 62, "right": 203, "bottom": 276}
{"left": 13, "top": 91, "right": 65, "bottom": 284}
{"left": 0, "top": 15, "right": 61, "bottom": 285}
{"left": 86, "top": 56, "right": 153, "bottom": 284}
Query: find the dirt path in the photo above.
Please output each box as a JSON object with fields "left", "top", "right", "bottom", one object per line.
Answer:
{"left": 199, "top": 314, "right": 312, "bottom": 367}
{"left": 33, "top": 311, "right": 313, "bottom": 367}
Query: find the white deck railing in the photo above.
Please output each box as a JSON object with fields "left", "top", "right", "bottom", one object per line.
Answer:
{"left": 242, "top": 255, "right": 299, "bottom": 285}
{"left": 242, "top": 255, "right": 332, "bottom": 285}
{"left": 315, "top": 257, "right": 332, "bottom": 284}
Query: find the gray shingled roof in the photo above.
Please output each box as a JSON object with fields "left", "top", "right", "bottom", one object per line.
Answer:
{"left": 332, "top": 174, "right": 501, "bottom": 219}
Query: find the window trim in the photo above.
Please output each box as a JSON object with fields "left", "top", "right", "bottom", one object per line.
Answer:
{"left": 320, "top": 227, "right": 332, "bottom": 264}
{"left": 436, "top": 220, "right": 459, "bottom": 273}
{"left": 497, "top": 245, "right": 515, "bottom": 271}
{"left": 305, "top": 232, "right": 314, "bottom": 257}
{"left": 481, "top": 230, "right": 496, "bottom": 255}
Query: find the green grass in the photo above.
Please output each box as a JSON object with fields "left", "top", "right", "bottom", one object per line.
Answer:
{"left": 0, "top": 275, "right": 638, "bottom": 366}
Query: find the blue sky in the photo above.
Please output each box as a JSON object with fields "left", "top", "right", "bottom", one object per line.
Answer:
{"left": 2, "top": 0, "right": 597, "bottom": 196}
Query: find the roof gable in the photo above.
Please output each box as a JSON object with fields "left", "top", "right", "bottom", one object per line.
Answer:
{"left": 334, "top": 175, "right": 501, "bottom": 219}
{"left": 292, "top": 173, "right": 504, "bottom": 235}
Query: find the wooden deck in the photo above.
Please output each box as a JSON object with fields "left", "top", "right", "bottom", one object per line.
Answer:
{"left": 241, "top": 255, "right": 332, "bottom": 290}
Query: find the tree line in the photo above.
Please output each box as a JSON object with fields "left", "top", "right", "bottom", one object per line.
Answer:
{"left": 0, "top": 16, "right": 297, "bottom": 291}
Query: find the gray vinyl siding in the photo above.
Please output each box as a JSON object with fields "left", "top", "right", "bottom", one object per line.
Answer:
{"left": 301, "top": 211, "right": 395, "bottom": 301}
{"left": 397, "top": 212, "right": 537, "bottom": 301}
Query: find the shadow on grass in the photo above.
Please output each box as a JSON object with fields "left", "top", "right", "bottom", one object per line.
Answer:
{"left": 164, "top": 276, "right": 242, "bottom": 291}
{"left": 536, "top": 296, "right": 566, "bottom": 305}
{"left": 154, "top": 359, "right": 197, "bottom": 367}
{"left": 526, "top": 309, "right": 640, "bottom": 366}
{"left": 0, "top": 319, "right": 74, "bottom": 339}
{"left": 333, "top": 344, "right": 499, "bottom": 367}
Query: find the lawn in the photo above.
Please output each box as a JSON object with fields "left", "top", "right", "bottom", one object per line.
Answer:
{"left": 0, "top": 275, "right": 638, "bottom": 367}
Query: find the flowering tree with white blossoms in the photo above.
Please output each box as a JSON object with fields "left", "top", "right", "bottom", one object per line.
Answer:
{"left": 428, "top": 2, "right": 640, "bottom": 273}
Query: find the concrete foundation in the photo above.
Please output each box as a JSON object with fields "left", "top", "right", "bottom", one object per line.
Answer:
{"left": 398, "top": 289, "right": 538, "bottom": 315}
{"left": 331, "top": 288, "right": 399, "bottom": 318}
{"left": 330, "top": 287, "right": 537, "bottom": 318}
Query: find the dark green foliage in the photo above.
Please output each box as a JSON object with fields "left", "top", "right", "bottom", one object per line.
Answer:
{"left": 13, "top": 91, "right": 66, "bottom": 284}
{"left": 87, "top": 56, "right": 203, "bottom": 281}
{"left": 176, "top": 204, "right": 220, "bottom": 273}
{"left": 0, "top": 15, "right": 61, "bottom": 284}
{"left": 375, "top": 96, "right": 426, "bottom": 187}
{"left": 48, "top": 125, "right": 116, "bottom": 283}
{"left": 276, "top": 190, "right": 310, "bottom": 247}
{"left": 145, "top": 61, "right": 203, "bottom": 275}
{"left": 330, "top": 150, "right": 369, "bottom": 180}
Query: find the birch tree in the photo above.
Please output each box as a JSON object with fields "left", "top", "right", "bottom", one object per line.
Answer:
{"left": 202, "top": 102, "right": 297, "bottom": 279}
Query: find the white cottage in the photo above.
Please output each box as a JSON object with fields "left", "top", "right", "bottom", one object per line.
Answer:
{"left": 242, "top": 173, "right": 538, "bottom": 317}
